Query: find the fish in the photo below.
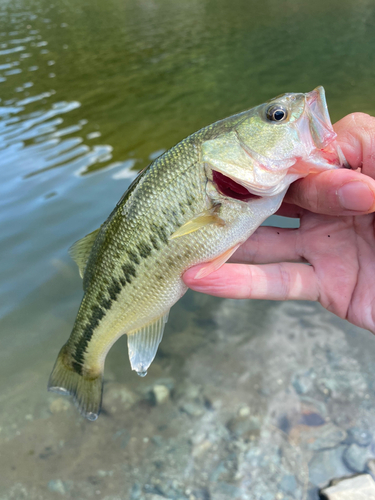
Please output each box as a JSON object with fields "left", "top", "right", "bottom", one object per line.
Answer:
{"left": 48, "top": 86, "right": 347, "bottom": 420}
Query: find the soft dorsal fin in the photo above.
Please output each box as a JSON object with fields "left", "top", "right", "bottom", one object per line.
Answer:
{"left": 69, "top": 228, "right": 100, "bottom": 278}
{"left": 127, "top": 311, "right": 170, "bottom": 377}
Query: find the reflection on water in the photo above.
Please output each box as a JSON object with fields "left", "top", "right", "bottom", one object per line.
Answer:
{"left": 1, "top": 0, "right": 375, "bottom": 498}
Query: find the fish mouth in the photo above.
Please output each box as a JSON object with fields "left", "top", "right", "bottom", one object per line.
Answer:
{"left": 298, "top": 86, "right": 350, "bottom": 171}
{"left": 212, "top": 170, "right": 261, "bottom": 201}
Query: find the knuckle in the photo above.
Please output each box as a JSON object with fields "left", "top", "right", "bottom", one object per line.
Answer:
{"left": 277, "top": 263, "right": 291, "bottom": 300}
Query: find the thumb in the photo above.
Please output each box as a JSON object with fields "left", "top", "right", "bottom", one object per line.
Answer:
{"left": 284, "top": 169, "right": 375, "bottom": 215}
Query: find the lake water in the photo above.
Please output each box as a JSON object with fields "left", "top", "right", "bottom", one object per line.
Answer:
{"left": 1, "top": 0, "right": 375, "bottom": 499}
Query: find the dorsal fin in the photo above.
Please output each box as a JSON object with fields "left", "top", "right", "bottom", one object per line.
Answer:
{"left": 69, "top": 228, "right": 100, "bottom": 278}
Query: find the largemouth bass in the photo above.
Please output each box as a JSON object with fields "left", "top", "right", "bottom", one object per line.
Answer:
{"left": 48, "top": 87, "right": 347, "bottom": 420}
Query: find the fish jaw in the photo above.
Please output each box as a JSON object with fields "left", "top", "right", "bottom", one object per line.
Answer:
{"left": 291, "top": 86, "right": 349, "bottom": 174}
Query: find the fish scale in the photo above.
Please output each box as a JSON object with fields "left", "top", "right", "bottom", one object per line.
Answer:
{"left": 48, "top": 87, "right": 346, "bottom": 420}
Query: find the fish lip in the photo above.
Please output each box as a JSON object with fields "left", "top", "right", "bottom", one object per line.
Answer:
{"left": 294, "top": 86, "right": 350, "bottom": 171}
{"left": 305, "top": 86, "right": 336, "bottom": 149}
{"left": 212, "top": 167, "right": 295, "bottom": 197}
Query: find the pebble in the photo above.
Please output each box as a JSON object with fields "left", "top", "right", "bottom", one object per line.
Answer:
{"left": 292, "top": 371, "right": 313, "bottom": 395}
{"left": 49, "top": 398, "right": 71, "bottom": 413}
{"left": 290, "top": 423, "right": 346, "bottom": 451}
{"left": 180, "top": 401, "right": 204, "bottom": 417}
{"left": 238, "top": 406, "right": 251, "bottom": 417}
{"left": 347, "top": 427, "right": 372, "bottom": 447}
{"left": 153, "top": 384, "right": 170, "bottom": 405}
{"left": 309, "top": 446, "right": 349, "bottom": 487}
{"left": 48, "top": 479, "right": 68, "bottom": 495}
{"left": 104, "top": 385, "right": 139, "bottom": 411}
{"left": 130, "top": 482, "right": 142, "bottom": 500}
{"left": 226, "top": 415, "right": 261, "bottom": 439}
{"left": 343, "top": 443, "right": 371, "bottom": 473}
{"left": 211, "top": 482, "right": 242, "bottom": 498}
{"left": 192, "top": 439, "right": 212, "bottom": 458}
{"left": 279, "top": 474, "right": 297, "bottom": 495}
{"left": 97, "top": 470, "right": 114, "bottom": 477}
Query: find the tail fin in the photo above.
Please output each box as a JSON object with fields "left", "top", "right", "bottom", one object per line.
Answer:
{"left": 48, "top": 346, "right": 103, "bottom": 421}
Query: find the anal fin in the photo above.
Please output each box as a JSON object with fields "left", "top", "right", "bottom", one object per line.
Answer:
{"left": 170, "top": 206, "right": 225, "bottom": 240}
{"left": 127, "top": 311, "right": 169, "bottom": 376}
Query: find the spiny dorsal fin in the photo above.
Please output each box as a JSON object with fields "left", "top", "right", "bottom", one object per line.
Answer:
{"left": 170, "top": 206, "right": 225, "bottom": 240}
{"left": 127, "top": 311, "right": 170, "bottom": 377}
{"left": 69, "top": 228, "right": 100, "bottom": 278}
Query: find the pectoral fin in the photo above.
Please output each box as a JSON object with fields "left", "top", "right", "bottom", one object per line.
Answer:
{"left": 69, "top": 228, "right": 100, "bottom": 278}
{"left": 194, "top": 243, "right": 241, "bottom": 279}
{"left": 127, "top": 311, "right": 170, "bottom": 376}
{"left": 170, "top": 207, "right": 225, "bottom": 240}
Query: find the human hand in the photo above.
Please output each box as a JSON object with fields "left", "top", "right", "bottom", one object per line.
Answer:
{"left": 183, "top": 113, "right": 375, "bottom": 333}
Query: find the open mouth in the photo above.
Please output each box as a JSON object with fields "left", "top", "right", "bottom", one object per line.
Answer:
{"left": 212, "top": 170, "right": 261, "bottom": 201}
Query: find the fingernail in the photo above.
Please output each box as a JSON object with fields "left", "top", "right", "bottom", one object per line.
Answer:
{"left": 337, "top": 181, "right": 375, "bottom": 212}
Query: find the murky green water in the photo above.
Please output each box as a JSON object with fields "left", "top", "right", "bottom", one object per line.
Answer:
{"left": 2, "top": 0, "right": 375, "bottom": 499}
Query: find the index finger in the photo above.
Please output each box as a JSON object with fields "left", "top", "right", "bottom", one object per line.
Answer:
{"left": 334, "top": 112, "right": 375, "bottom": 177}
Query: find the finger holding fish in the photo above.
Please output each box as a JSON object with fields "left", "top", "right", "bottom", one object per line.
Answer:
{"left": 282, "top": 112, "right": 375, "bottom": 216}
{"left": 184, "top": 261, "right": 319, "bottom": 302}
{"left": 284, "top": 165, "right": 375, "bottom": 215}
{"left": 227, "top": 226, "right": 304, "bottom": 265}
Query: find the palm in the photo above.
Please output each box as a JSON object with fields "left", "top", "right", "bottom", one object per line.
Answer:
{"left": 290, "top": 209, "right": 375, "bottom": 332}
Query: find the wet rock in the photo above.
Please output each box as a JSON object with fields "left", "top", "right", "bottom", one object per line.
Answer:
{"left": 320, "top": 473, "right": 375, "bottom": 499}
{"left": 49, "top": 398, "right": 71, "bottom": 414}
{"left": 153, "top": 384, "right": 170, "bottom": 405}
{"left": 180, "top": 401, "right": 204, "bottom": 417}
{"left": 309, "top": 446, "right": 350, "bottom": 487}
{"left": 366, "top": 458, "right": 375, "bottom": 476}
{"left": 315, "top": 374, "right": 367, "bottom": 403}
{"left": 130, "top": 482, "right": 142, "bottom": 500}
{"left": 188, "top": 489, "right": 210, "bottom": 500}
{"left": 279, "top": 474, "right": 297, "bottom": 495}
{"left": 300, "top": 412, "right": 325, "bottom": 427}
{"left": 97, "top": 469, "right": 114, "bottom": 477}
{"left": 292, "top": 371, "right": 314, "bottom": 395}
{"left": 183, "top": 384, "right": 201, "bottom": 400}
{"left": 300, "top": 397, "right": 328, "bottom": 419}
{"left": 210, "top": 482, "right": 242, "bottom": 499}
{"left": 47, "top": 479, "right": 70, "bottom": 495}
{"left": 192, "top": 439, "right": 212, "bottom": 458}
{"left": 226, "top": 415, "right": 261, "bottom": 440}
{"left": 151, "top": 435, "right": 164, "bottom": 447}
{"left": 290, "top": 423, "right": 346, "bottom": 451}
{"left": 104, "top": 384, "right": 139, "bottom": 412}
{"left": 238, "top": 406, "right": 251, "bottom": 417}
{"left": 347, "top": 427, "right": 372, "bottom": 447}
{"left": 112, "top": 428, "right": 130, "bottom": 448}
{"left": 144, "top": 479, "right": 187, "bottom": 499}
{"left": 343, "top": 443, "right": 372, "bottom": 473}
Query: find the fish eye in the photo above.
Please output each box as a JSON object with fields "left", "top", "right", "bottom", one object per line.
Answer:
{"left": 266, "top": 105, "right": 288, "bottom": 123}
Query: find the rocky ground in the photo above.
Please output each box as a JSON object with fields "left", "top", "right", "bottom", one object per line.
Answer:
{"left": 1, "top": 282, "right": 375, "bottom": 500}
